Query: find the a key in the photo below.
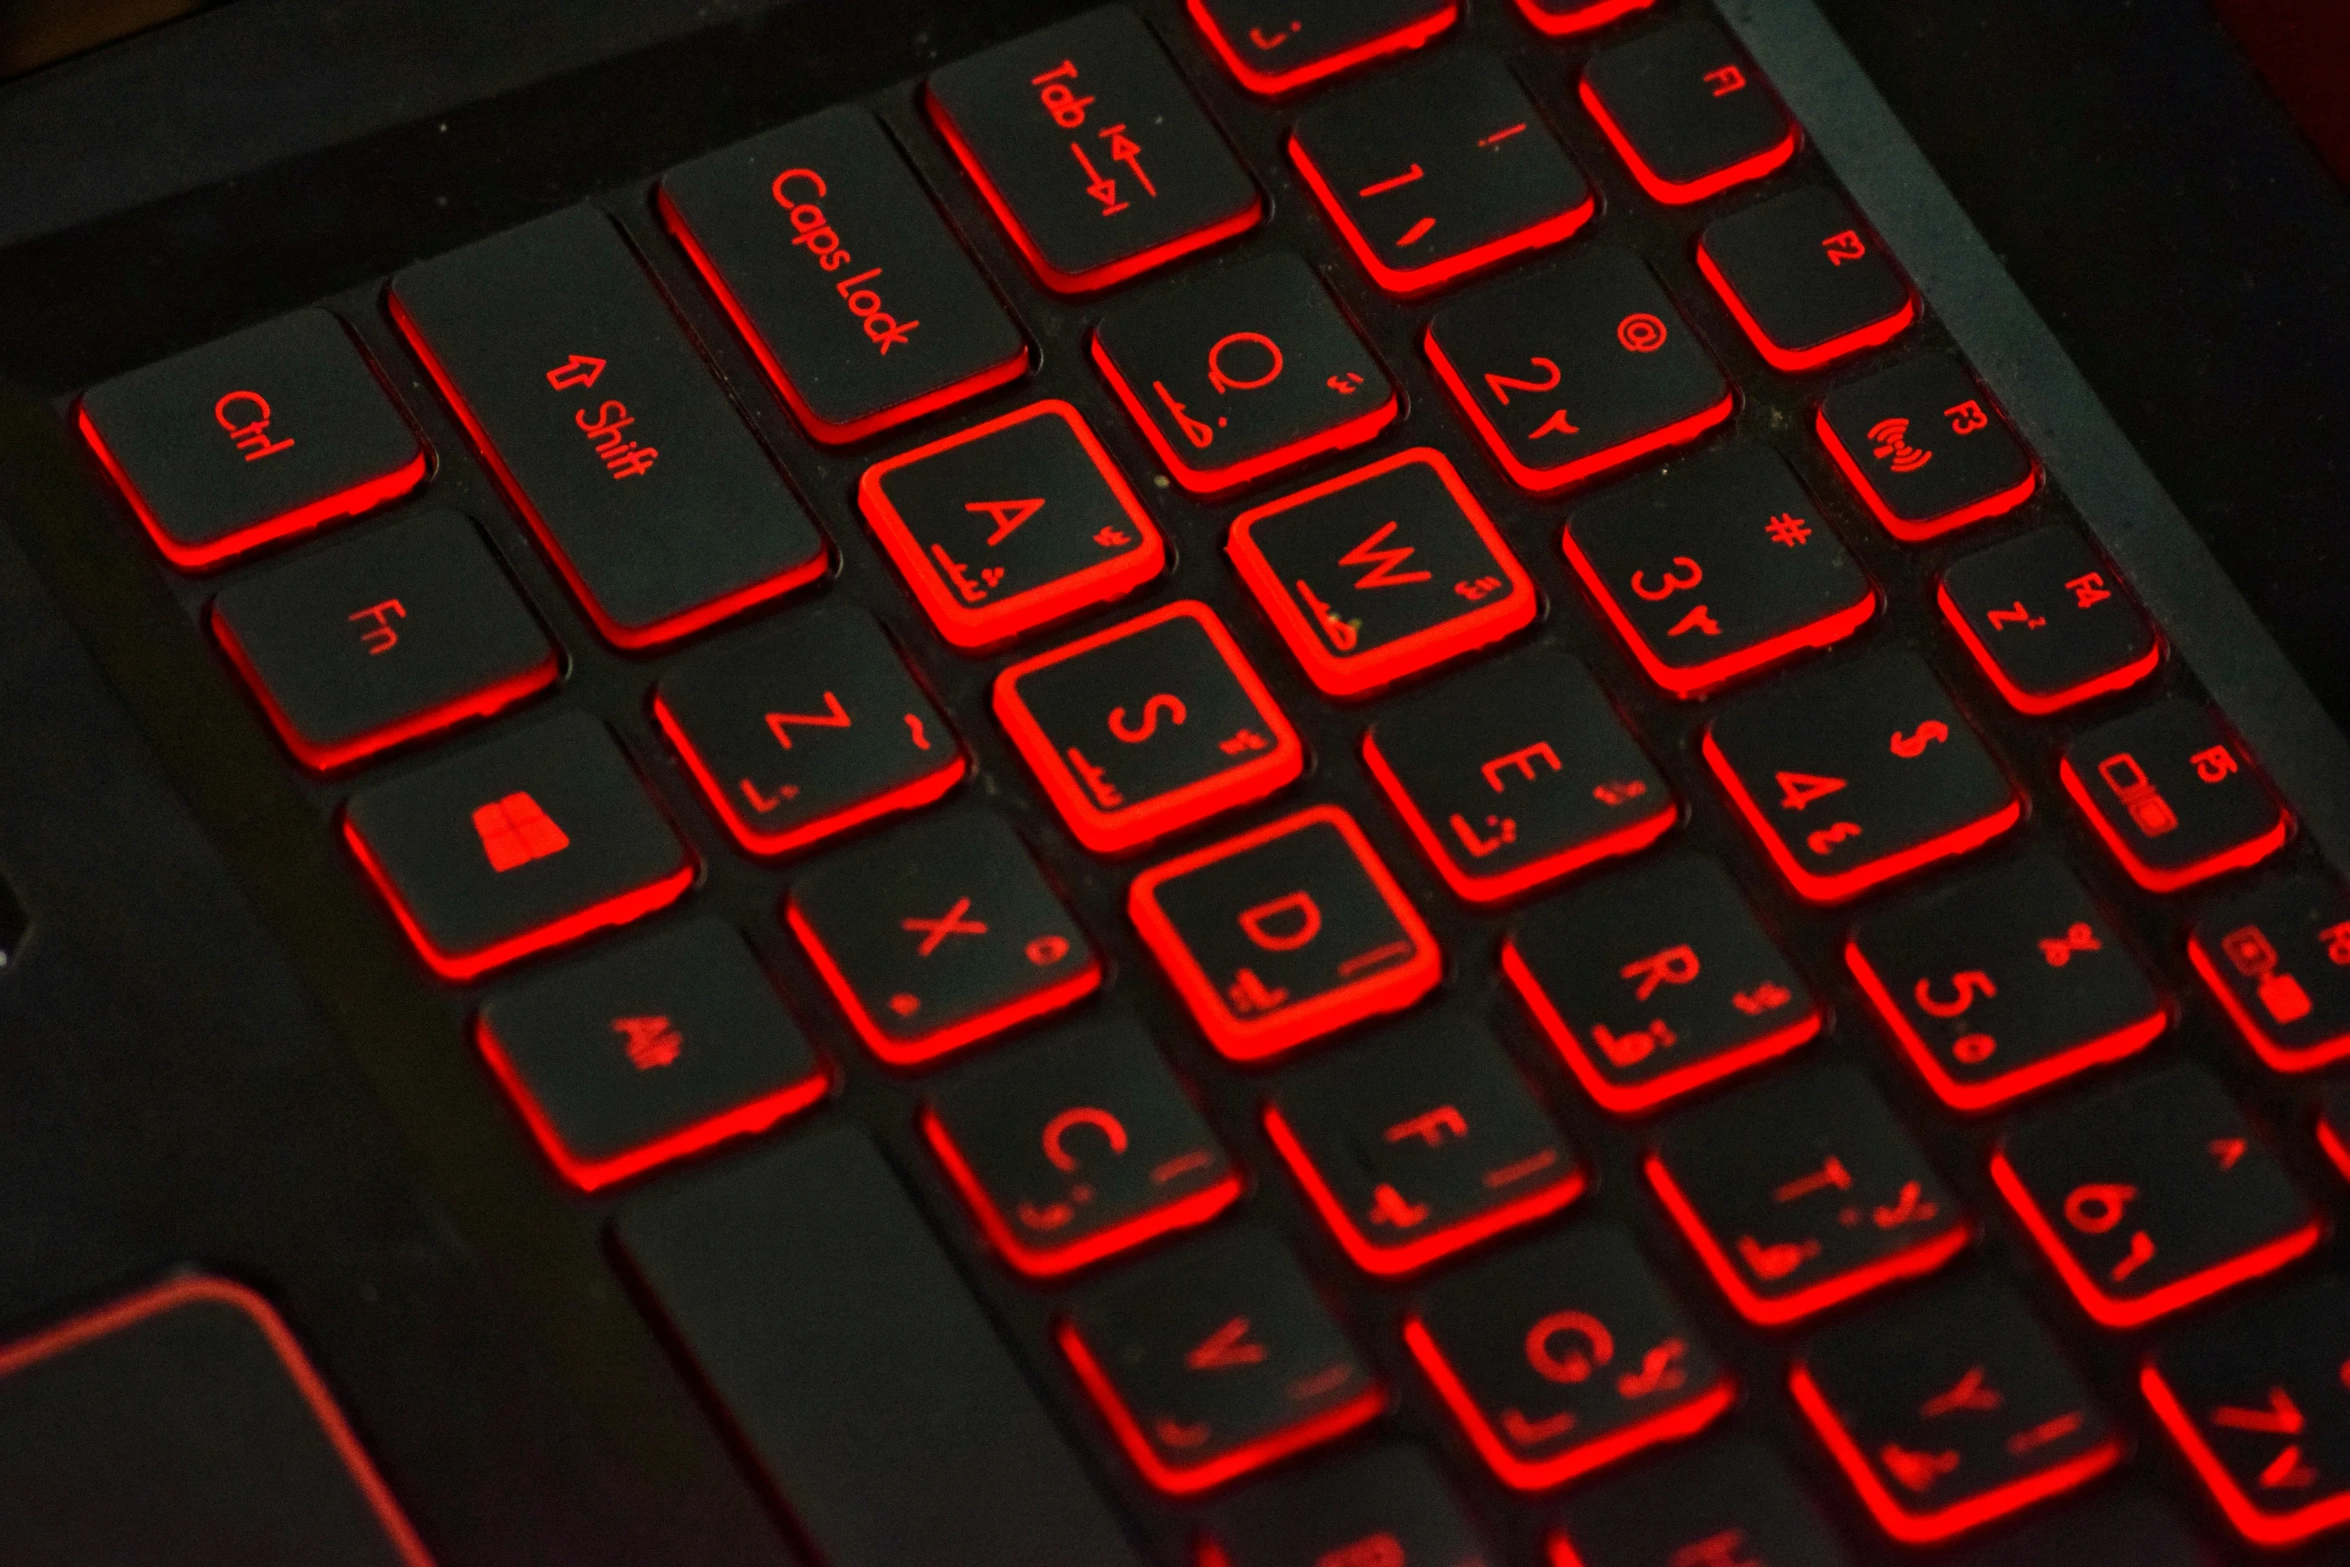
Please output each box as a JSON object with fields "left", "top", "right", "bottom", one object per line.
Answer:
{"left": 1845, "top": 852, "right": 2166, "bottom": 1111}
{"left": 1093, "top": 249, "right": 1397, "bottom": 495}
{"left": 1290, "top": 49, "right": 1594, "bottom": 295}
{"left": 2058, "top": 698, "right": 2289, "bottom": 892}
{"left": 1188, "top": 0, "right": 1459, "bottom": 97}
{"left": 1503, "top": 853, "right": 1820, "bottom": 1114}
{"left": 654, "top": 604, "right": 965, "bottom": 858}
{"left": 1197, "top": 1445, "right": 1493, "bottom": 1567}
{"left": 922, "top": 1013, "right": 1240, "bottom": 1276}
{"left": 1816, "top": 352, "right": 2036, "bottom": 541}
{"left": 1578, "top": 16, "right": 1797, "bottom": 205}
{"left": 784, "top": 807, "right": 1099, "bottom": 1067}
{"left": 1695, "top": 188, "right": 1915, "bottom": 372}
{"left": 211, "top": 508, "right": 558, "bottom": 772}
{"left": 856, "top": 398, "right": 1166, "bottom": 649}
{"left": 1128, "top": 804, "right": 1441, "bottom": 1062}
{"left": 79, "top": 307, "right": 426, "bottom": 571}
{"left": 658, "top": 104, "right": 1030, "bottom": 445}
{"left": 1546, "top": 1436, "right": 1857, "bottom": 1567}
{"left": 1227, "top": 447, "right": 1536, "bottom": 697}
{"left": 1058, "top": 1225, "right": 1383, "bottom": 1495}
{"left": 1991, "top": 1062, "right": 2320, "bottom": 1327}
{"left": 390, "top": 205, "right": 828, "bottom": 646}
{"left": 1938, "top": 523, "right": 2160, "bottom": 713}
{"left": 342, "top": 711, "right": 694, "bottom": 981}
{"left": 474, "top": 917, "right": 827, "bottom": 1190}
{"left": 1788, "top": 1273, "right": 2123, "bottom": 1545}
{"left": 1646, "top": 1064, "right": 1968, "bottom": 1325}
{"left": 994, "top": 599, "right": 1303, "bottom": 855}
{"left": 1561, "top": 442, "right": 1876, "bottom": 696}
{"left": 1263, "top": 1012, "right": 1585, "bottom": 1277}
{"left": 1944, "top": 1493, "right": 2221, "bottom": 1567}
{"left": 925, "top": 7, "right": 1262, "bottom": 293}
{"left": 1362, "top": 643, "right": 1677, "bottom": 904}
{"left": 1405, "top": 1223, "right": 1733, "bottom": 1491}
{"left": 2189, "top": 868, "right": 2350, "bottom": 1072}
{"left": 1426, "top": 246, "right": 1733, "bottom": 494}
{"left": 1702, "top": 648, "right": 2021, "bottom": 902}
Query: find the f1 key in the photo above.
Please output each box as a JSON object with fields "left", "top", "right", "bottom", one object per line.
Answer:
{"left": 1579, "top": 16, "right": 1797, "bottom": 205}
{"left": 1818, "top": 353, "right": 2036, "bottom": 541}
{"left": 2059, "top": 699, "right": 2288, "bottom": 892}
{"left": 2189, "top": 868, "right": 2350, "bottom": 1073}
{"left": 1191, "top": 0, "right": 1458, "bottom": 97}
{"left": 1940, "top": 525, "right": 2160, "bottom": 713}
{"left": 1547, "top": 1437, "right": 1856, "bottom": 1567}
{"left": 1198, "top": 1446, "right": 1493, "bottom": 1567}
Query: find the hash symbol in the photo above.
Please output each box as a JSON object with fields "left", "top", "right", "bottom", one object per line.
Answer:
{"left": 1765, "top": 512, "right": 1811, "bottom": 547}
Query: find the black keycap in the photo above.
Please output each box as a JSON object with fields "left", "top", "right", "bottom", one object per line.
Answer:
{"left": 1227, "top": 447, "right": 1536, "bottom": 696}
{"left": 858, "top": 398, "right": 1167, "bottom": 649}
{"left": 1265, "top": 1012, "right": 1584, "bottom": 1277}
{"left": 1189, "top": 0, "right": 1458, "bottom": 96}
{"left": 785, "top": 807, "right": 1099, "bottom": 1067}
{"left": 615, "top": 1124, "right": 1147, "bottom": 1567}
{"left": 922, "top": 1013, "right": 1240, "bottom": 1277}
{"left": 1789, "top": 1273, "right": 2122, "bottom": 1545}
{"left": 1945, "top": 1493, "right": 2219, "bottom": 1567}
{"left": 1846, "top": 852, "right": 2166, "bottom": 1111}
{"left": 1059, "top": 1225, "right": 1382, "bottom": 1495}
{"left": 1703, "top": 648, "right": 2020, "bottom": 902}
{"left": 653, "top": 603, "right": 965, "bottom": 857}
{"left": 1547, "top": 1436, "right": 1857, "bottom": 1567}
{"left": 994, "top": 599, "right": 1303, "bottom": 854}
{"left": 78, "top": 307, "right": 426, "bottom": 571}
{"left": 1504, "top": 853, "right": 1819, "bottom": 1114}
{"left": 1517, "top": 0, "right": 1656, "bottom": 38}
{"left": 474, "top": 917, "right": 827, "bottom": 1190}
{"left": 1647, "top": 1064, "right": 1968, "bottom": 1324}
{"left": 342, "top": 711, "right": 694, "bottom": 981}
{"left": 1696, "top": 187, "right": 1914, "bottom": 371}
{"left": 1578, "top": 16, "right": 1797, "bottom": 204}
{"left": 1816, "top": 352, "right": 2036, "bottom": 541}
{"left": 2190, "top": 868, "right": 2350, "bottom": 1072}
{"left": 1562, "top": 443, "right": 1876, "bottom": 696}
{"left": 1290, "top": 50, "right": 1593, "bottom": 295}
{"left": 926, "top": 6, "right": 1261, "bottom": 293}
{"left": 658, "top": 104, "right": 1029, "bottom": 445}
{"left": 1938, "top": 523, "right": 2161, "bottom": 713}
{"left": 1992, "top": 1062, "right": 2319, "bottom": 1327}
{"left": 389, "top": 204, "right": 827, "bottom": 646}
{"left": 1093, "top": 249, "right": 1397, "bottom": 495}
{"left": 212, "top": 508, "right": 557, "bottom": 772}
{"left": 1426, "top": 246, "right": 1732, "bottom": 494}
{"left": 1362, "top": 643, "right": 1676, "bottom": 904}
{"left": 1406, "top": 1223, "right": 1732, "bottom": 1491}
{"left": 1129, "top": 804, "right": 1441, "bottom": 1063}
{"left": 1199, "top": 1445, "right": 1492, "bottom": 1567}
{"left": 2059, "top": 698, "right": 2289, "bottom": 892}
{"left": 0, "top": 1277, "right": 429, "bottom": 1566}
{"left": 2142, "top": 1273, "right": 2350, "bottom": 1550}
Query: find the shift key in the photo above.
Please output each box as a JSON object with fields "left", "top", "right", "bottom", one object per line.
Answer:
{"left": 391, "top": 205, "right": 828, "bottom": 648}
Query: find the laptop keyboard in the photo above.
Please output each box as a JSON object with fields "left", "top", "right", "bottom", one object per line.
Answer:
{"left": 58, "top": 0, "right": 2350, "bottom": 1560}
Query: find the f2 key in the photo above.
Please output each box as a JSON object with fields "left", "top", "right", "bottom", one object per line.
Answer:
{"left": 1818, "top": 353, "right": 2036, "bottom": 541}
{"left": 1189, "top": 0, "right": 1459, "bottom": 97}
{"left": 2060, "top": 699, "right": 2288, "bottom": 892}
{"left": 1940, "top": 525, "right": 2160, "bottom": 713}
{"left": 2189, "top": 868, "right": 2350, "bottom": 1072}
{"left": 1697, "top": 188, "right": 1915, "bottom": 372}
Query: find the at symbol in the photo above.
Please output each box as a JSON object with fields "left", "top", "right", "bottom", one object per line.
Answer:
{"left": 1617, "top": 313, "right": 1668, "bottom": 353}
{"left": 1207, "top": 332, "right": 1284, "bottom": 394}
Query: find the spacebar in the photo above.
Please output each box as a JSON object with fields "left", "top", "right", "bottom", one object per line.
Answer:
{"left": 615, "top": 1124, "right": 1145, "bottom": 1567}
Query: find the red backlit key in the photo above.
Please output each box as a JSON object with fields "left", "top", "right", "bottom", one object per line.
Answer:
{"left": 1579, "top": 16, "right": 1797, "bottom": 205}
{"left": 994, "top": 600, "right": 1303, "bottom": 855}
{"left": 1789, "top": 1274, "right": 2123, "bottom": 1545}
{"left": 1504, "top": 853, "right": 1820, "bottom": 1114}
{"left": 1228, "top": 447, "right": 1536, "bottom": 697}
{"left": 1703, "top": 649, "right": 2021, "bottom": 903}
{"left": 1264, "top": 1013, "right": 1585, "bottom": 1277}
{"left": 1516, "top": 0, "right": 1656, "bottom": 39}
{"left": 1846, "top": 853, "right": 2166, "bottom": 1112}
{"left": 1817, "top": 353, "right": 2037, "bottom": 541}
{"left": 1364, "top": 644, "right": 1675, "bottom": 904}
{"left": 1939, "top": 524, "right": 2161, "bottom": 713}
{"left": 1943, "top": 1494, "right": 2218, "bottom": 1567}
{"left": 1290, "top": 50, "right": 1593, "bottom": 295}
{"left": 212, "top": 508, "right": 558, "bottom": 772}
{"left": 658, "top": 105, "right": 1029, "bottom": 445}
{"left": 856, "top": 399, "right": 1166, "bottom": 650}
{"left": 1094, "top": 250, "right": 1396, "bottom": 495}
{"left": 2059, "top": 699, "right": 2288, "bottom": 892}
{"left": 1058, "top": 1226, "right": 1383, "bottom": 1495}
{"left": 926, "top": 8, "right": 1261, "bottom": 293}
{"left": 1547, "top": 1437, "right": 1856, "bottom": 1567}
{"left": 1696, "top": 188, "right": 1915, "bottom": 372}
{"left": 1406, "top": 1223, "right": 1733, "bottom": 1491}
{"left": 342, "top": 711, "right": 694, "bottom": 981}
{"left": 1426, "top": 247, "right": 1733, "bottom": 494}
{"left": 786, "top": 807, "right": 1100, "bottom": 1066}
{"left": 1189, "top": 0, "right": 1458, "bottom": 97}
{"left": 1646, "top": 1065, "right": 1968, "bottom": 1325}
{"left": 1128, "top": 804, "right": 1441, "bottom": 1062}
{"left": 1562, "top": 443, "right": 1875, "bottom": 696}
{"left": 923, "top": 1014, "right": 1241, "bottom": 1277}
{"left": 2324, "top": 1085, "right": 2350, "bottom": 1181}
{"left": 654, "top": 604, "right": 964, "bottom": 858}
{"left": 79, "top": 308, "right": 426, "bottom": 571}
{"left": 474, "top": 917, "right": 826, "bottom": 1191}
{"left": 2189, "top": 868, "right": 2350, "bottom": 1072}
{"left": 390, "top": 206, "right": 828, "bottom": 647}
{"left": 1992, "top": 1063, "right": 2320, "bottom": 1328}
{"left": 1198, "top": 1446, "right": 1492, "bottom": 1567}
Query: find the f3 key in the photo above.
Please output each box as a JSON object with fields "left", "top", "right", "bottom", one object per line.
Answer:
{"left": 1817, "top": 353, "right": 2036, "bottom": 542}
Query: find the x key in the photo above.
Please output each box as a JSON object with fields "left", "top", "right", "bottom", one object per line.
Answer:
{"left": 905, "top": 896, "right": 989, "bottom": 956}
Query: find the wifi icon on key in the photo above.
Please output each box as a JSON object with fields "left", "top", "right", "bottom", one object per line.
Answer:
{"left": 1867, "top": 416, "right": 1934, "bottom": 473}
